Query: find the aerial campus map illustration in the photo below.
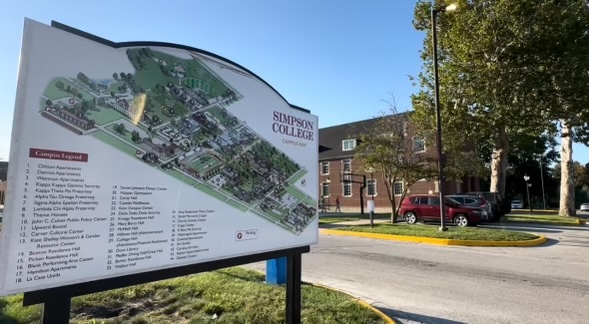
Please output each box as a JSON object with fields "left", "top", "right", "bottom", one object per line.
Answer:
{"left": 39, "top": 47, "right": 317, "bottom": 234}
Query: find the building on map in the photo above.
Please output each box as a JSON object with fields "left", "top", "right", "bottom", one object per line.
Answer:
{"left": 57, "top": 109, "right": 94, "bottom": 130}
{"left": 108, "top": 98, "right": 138, "bottom": 118}
{"left": 318, "top": 112, "right": 481, "bottom": 213}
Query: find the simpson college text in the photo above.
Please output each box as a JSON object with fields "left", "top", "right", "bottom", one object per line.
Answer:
{"left": 272, "top": 111, "right": 315, "bottom": 141}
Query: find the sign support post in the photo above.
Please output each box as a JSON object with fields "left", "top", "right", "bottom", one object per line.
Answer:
{"left": 286, "top": 253, "right": 302, "bottom": 324}
{"left": 41, "top": 298, "right": 71, "bottom": 324}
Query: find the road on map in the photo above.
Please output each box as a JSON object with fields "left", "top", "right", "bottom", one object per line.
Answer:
{"left": 247, "top": 223, "right": 589, "bottom": 324}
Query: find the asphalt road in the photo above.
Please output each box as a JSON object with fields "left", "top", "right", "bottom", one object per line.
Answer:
{"left": 247, "top": 223, "right": 589, "bottom": 324}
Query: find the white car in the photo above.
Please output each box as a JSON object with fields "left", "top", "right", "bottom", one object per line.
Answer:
{"left": 580, "top": 203, "right": 589, "bottom": 211}
{"left": 511, "top": 200, "right": 524, "bottom": 209}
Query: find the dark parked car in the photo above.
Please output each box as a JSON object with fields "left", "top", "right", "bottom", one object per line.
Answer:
{"left": 399, "top": 194, "right": 484, "bottom": 227}
{"left": 464, "top": 191, "right": 510, "bottom": 221}
{"left": 446, "top": 195, "right": 492, "bottom": 221}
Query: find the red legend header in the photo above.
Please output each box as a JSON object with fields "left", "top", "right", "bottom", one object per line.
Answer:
{"left": 29, "top": 148, "right": 89, "bottom": 163}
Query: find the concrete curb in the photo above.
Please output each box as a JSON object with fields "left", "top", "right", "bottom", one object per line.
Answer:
{"left": 504, "top": 218, "right": 585, "bottom": 227}
{"left": 304, "top": 282, "right": 396, "bottom": 324}
{"left": 320, "top": 228, "right": 547, "bottom": 247}
{"left": 250, "top": 268, "right": 397, "bottom": 323}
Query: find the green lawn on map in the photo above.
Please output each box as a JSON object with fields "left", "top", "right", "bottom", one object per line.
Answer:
{"left": 86, "top": 107, "right": 125, "bottom": 125}
{"left": 285, "top": 184, "right": 308, "bottom": 201}
{"left": 44, "top": 77, "right": 95, "bottom": 101}
{"left": 92, "top": 131, "right": 138, "bottom": 157}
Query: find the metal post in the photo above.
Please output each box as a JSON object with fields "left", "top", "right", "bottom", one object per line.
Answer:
{"left": 41, "top": 297, "right": 71, "bottom": 324}
{"left": 286, "top": 253, "right": 302, "bottom": 324}
{"left": 370, "top": 173, "right": 374, "bottom": 228}
{"left": 359, "top": 175, "right": 366, "bottom": 215}
{"left": 526, "top": 182, "right": 532, "bottom": 215}
{"left": 539, "top": 156, "right": 546, "bottom": 210}
{"left": 432, "top": 8, "right": 447, "bottom": 231}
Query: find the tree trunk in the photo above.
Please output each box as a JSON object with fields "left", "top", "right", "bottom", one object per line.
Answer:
{"left": 490, "top": 126, "right": 509, "bottom": 197}
{"left": 559, "top": 120, "right": 576, "bottom": 216}
{"left": 390, "top": 196, "right": 398, "bottom": 223}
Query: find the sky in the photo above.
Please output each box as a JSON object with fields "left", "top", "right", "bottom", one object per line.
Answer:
{"left": 1, "top": 0, "right": 588, "bottom": 164}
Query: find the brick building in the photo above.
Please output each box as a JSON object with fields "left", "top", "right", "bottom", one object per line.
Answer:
{"left": 318, "top": 112, "right": 480, "bottom": 213}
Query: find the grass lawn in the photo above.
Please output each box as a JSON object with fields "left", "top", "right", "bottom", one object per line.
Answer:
{"left": 285, "top": 184, "right": 308, "bottom": 201}
{"left": 91, "top": 130, "right": 138, "bottom": 157}
{"left": 150, "top": 93, "right": 188, "bottom": 123}
{"left": 319, "top": 217, "right": 362, "bottom": 224}
{"left": 44, "top": 77, "right": 95, "bottom": 102}
{"left": 0, "top": 267, "right": 385, "bottom": 324}
{"left": 225, "top": 198, "right": 249, "bottom": 212}
{"left": 504, "top": 214, "right": 581, "bottom": 225}
{"left": 195, "top": 183, "right": 231, "bottom": 203}
{"left": 165, "top": 169, "right": 198, "bottom": 187}
{"left": 336, "top": 224, "right": 539, "bottom": 241}
{"left": 288, "top": 169, "right": 307, "bottom": 185}
{"left": 319, "top": 214, "right": 390, "bottom": 225}
{"left": 86, "top": 107, "right": 125, "bottom": 126}
{"left": 105, "top": 124, "right": 137, "bottom": 146}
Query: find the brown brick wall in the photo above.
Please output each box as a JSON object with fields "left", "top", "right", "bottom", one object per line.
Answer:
{"left": 318, "top": 158, "right": 480, "bottom": 213}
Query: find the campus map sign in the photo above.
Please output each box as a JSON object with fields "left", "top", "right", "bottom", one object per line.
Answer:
{"left": 0, "top": 19, "right": 318, "bottom": 295}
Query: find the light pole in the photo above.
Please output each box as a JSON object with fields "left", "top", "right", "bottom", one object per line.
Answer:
{"left": 431, "top": 3, "right": 457, "bottom": 232}
{"left": 533, "top": 141, "right": 546, "bottom": 210}
{"left": 524, "top": 174, "right": 532, "bottom": 215}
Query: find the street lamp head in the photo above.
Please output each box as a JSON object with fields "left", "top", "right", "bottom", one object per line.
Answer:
{"left": 445, "top": 3, "right": 458, "bottom": 12}
{"left": 523, "top": 174, "right": 530, "bottom": 182}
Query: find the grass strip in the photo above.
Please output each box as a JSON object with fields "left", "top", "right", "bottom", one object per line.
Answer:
{"left": 505, "top": 214, "right": 580, "bottom": 225}
{"left": 0, "top": 267, "right": 386, "bottom": 324}
{"left": 336, "top": 224, "right": 539, "bottom": 241}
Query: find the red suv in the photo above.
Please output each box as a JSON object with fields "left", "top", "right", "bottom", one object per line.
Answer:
{"left": 399, "top": 195, "right": 483, "bottom": 227}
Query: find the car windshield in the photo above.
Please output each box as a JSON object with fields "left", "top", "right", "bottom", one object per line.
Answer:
{"left": 512, "top": 200, "right": 521, "bottom": 203}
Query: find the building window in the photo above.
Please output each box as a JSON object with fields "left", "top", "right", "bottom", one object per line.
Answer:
{"left": 367, "top": 179, "right": 377, "bottom": 196}
{"left": 342, "top": 159, "right": 352, "bottom": 173}
{"left": 320, "top": 161, "right": 330, "bottom": 175}
{"left": 413, "top": 137, "right": 426, "bottom": 153}
{"left": 343, "top": 182, "right": 353, "bottom": 197}
{"left": 393, "top": 181, "right": 403, "bottom": 195}
{"left": 321, "top": 182, "right": 331, "bottom": 197}
{"left": 342, "top": 139, "right": 357, "bottom": 151}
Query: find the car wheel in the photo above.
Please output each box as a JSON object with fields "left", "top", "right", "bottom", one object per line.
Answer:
{"left": 454, "top": 214, "right": 469, "bottom": 227}
{"left": 405, "top": 212, "right": 417, "bottom": 225}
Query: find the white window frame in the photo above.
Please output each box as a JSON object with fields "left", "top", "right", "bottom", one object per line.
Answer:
{"left": 321, "top": 182, "right": 331, "bottom": 197}
{"left": 393, "top": 181, "right": 404, "bottom": 196}
{"left": 320, "top": 161, "right": 330, "bottom": 175}
{"left": 413, "top": 136, "right": 426, "bottom": 153}
{"left": 343, "top": 182, "right": 353, "bottom": 197}
{"left": 342, "top": 139, "right": 357, "bottom": 151}
{"left": 366, "top": 179, "right": 377, "bottom": 197}
{"left": 342, "top": 158, "right": 352, "bottom": 173}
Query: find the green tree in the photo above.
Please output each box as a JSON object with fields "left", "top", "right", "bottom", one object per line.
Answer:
{"left": 355, "top": 102, "right": 437, "bottom": 223}
{"left": 55, "top": 81, "right": 64, "bottom": 91}
{"left": 45, "top": 99, "right": 53, "bottom": 107}
{"left": 528, "top": 1, "right": 589, "bottom": 216}
{"left": 131, "top": 130, "right": 141, "bottom": 143}
{"left": 411, "top": 0, "right": 554, "bottom": 199}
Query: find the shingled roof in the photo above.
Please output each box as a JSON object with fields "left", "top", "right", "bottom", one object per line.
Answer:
{"left": 318, "top": 111, "right": 411, "bottom": 160}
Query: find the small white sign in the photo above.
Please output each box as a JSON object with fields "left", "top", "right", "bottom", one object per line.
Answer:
{"left": 367, "top": 200, "right": 375, "bottom": 212}
{"left": 235, "top": 229, "right": 259, "bottom": 241}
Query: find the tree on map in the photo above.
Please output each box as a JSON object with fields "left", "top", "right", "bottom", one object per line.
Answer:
{"left": 77, "top": 72, "right": 89, "bottom": 84}
{"left": 114, "top": 123, "right": 127, "bottom": 135}
{"left": 355, "top": 99, "right": 437, "bottom": 223}
{"left": 112, "top": 73, "right": 118, "bottom": 80}
{"left": 131, "top": 130, "right": 141, "bottom": 143}
{"left": 55, "top": 81, "right": 64, "bottom": 91}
